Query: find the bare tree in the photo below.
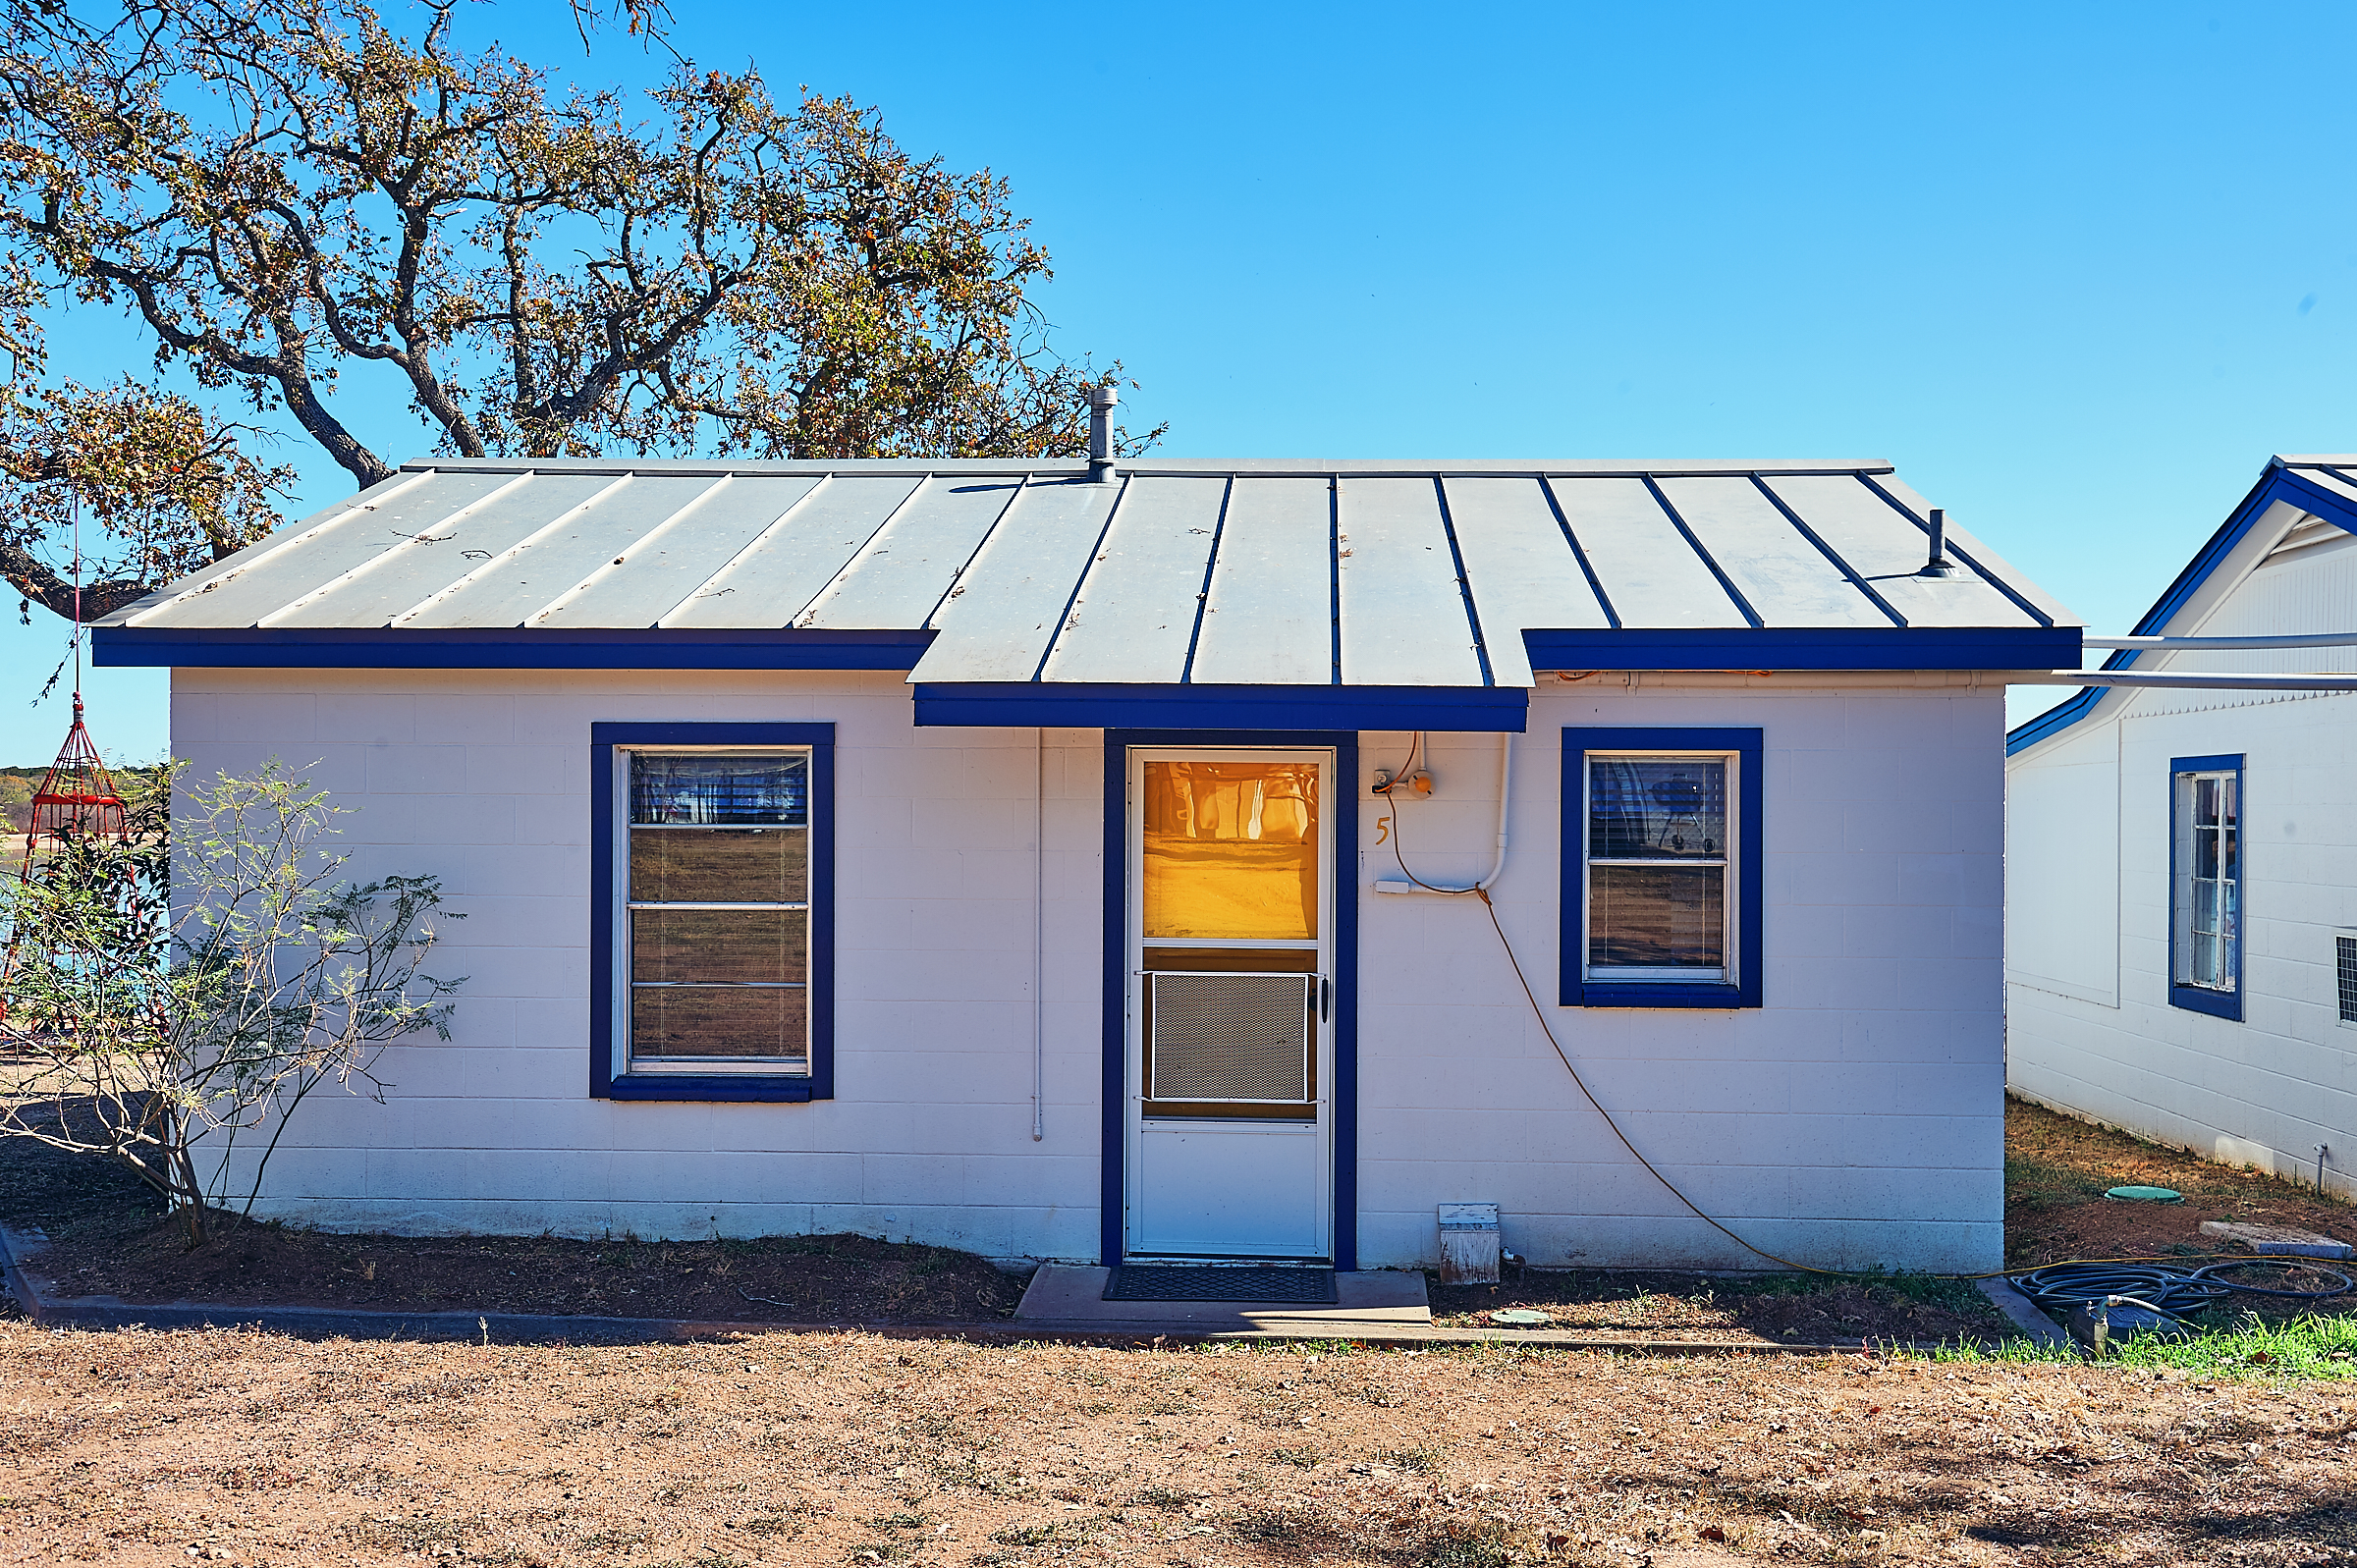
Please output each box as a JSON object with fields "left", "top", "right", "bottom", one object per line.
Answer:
{"left": 0, "top": 763, "right": 463, "bottom": 1244}
{"left": 0, "top": 0, "right": 1156, "bottom": 622}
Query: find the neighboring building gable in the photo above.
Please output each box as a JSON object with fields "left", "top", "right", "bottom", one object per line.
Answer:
{"left": 2005, "top": 455, "right": 2357, "bottom": 1200}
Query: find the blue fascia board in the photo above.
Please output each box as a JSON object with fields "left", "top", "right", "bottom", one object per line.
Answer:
{"left": 1523, "top": 625, "right": 2079, "bottom": 672}
{"left": 2127, "top": 467, "right": 2357, "bottom": 655}
{"left": 90, "top": 625, "right": 934, "bottom": 670}
{"left": 2008, "top": 461, "right": 2357, "bottom": 756}
{"left": 914, "top": 682, "right": 1529, "bottom": 732}
{"left": 2004, "top": 687, "right": 2102, "bottom": 756}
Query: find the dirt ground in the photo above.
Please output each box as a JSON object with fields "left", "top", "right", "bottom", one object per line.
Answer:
{"left": 1427, "top": 1272, "right": 2006, "bottom": 1345}
{"left": 6, "top": 1095, "right": 2355, "bottom": 1345}
{"left": 0, "top": 1099, "right": 1024, "bottom": 1325}
{"left": 2005, "top": 1095, "right": 2357, "bottom": 1267}
{"left": 4, "top": 1096, "right": 2357, "bottom": 1564}
{"left": 26, "top": 1219, "right": 1029, "bottom": 1326}
{"left": 2, "top": 1325, "right": 2354, "bottom": 1568}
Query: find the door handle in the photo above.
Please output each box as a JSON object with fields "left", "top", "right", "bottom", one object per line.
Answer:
{"left": 1319, "top": 976, "right": 1332, "bottom": 1023}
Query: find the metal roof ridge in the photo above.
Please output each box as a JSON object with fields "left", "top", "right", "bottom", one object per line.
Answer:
{"left": 395, "top": 457, "right": 1901, "bottom": 478}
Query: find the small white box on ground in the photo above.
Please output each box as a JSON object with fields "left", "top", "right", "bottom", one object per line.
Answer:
{"left": 1437, "top": 1202, "right": 1501, "bottom": 1284}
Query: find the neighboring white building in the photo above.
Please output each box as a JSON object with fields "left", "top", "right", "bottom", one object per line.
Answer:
{"left": 2006, "top": 456, "right": 2357, "bottom": 1200}
{"left": 96, "top": 456, "right": 2077, "bottom": 1271}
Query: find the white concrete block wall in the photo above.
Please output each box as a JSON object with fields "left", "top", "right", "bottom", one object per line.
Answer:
{"left": 180, "top": 668, "right": 2007, "bottom": 1270}
{"left": 1358, "top": 682, "right": 2006, "bottom": 1273}
{"left": 2006, "top": 680, "right": 2357, "bottom": 1200}
{"left": 179, "top": 669, "right": 1108, "bottom": 1257}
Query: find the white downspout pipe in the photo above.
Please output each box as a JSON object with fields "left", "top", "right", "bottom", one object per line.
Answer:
{"left": 1032, "top": 728, "right": 1046, "bottom": 1141}
{"left": 1373, "top": 730, "right": 1513, "bottom": 894}
{"left": 1478, "top": 730, "right": 1512, "bottom": 890}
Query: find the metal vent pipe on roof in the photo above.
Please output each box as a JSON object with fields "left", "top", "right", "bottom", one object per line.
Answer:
{"left": 1917, "top": 508, "right": 1957, "bottom": 578}
{"left": 1087, "top": 383, "right": 1118, "bottom": 484}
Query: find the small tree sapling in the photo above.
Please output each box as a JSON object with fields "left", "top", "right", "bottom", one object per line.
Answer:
{"left": 0, "top": 762, "right": 463, "bottom": 1243}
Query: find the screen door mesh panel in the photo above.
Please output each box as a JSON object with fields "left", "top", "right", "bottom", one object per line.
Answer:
{"left": 1147, "top": 971, "right": 1312, "bottom": 1103}
{"left": 2338, "top": 936, "right": 2357, "bottom": 1023}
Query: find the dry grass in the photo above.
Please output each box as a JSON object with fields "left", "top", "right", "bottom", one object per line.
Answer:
{"left": 5, "top": 1093, "right": 2357, "bottom": 1563}
{"left": 2, "top": 1326, "right": 2354, "bottom": 1566}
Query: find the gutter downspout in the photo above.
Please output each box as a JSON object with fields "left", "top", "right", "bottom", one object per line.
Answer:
{"left": 1032, "top": 727, "right": 1046, "bottom": 1142}
{"left": 1374, "top": 730, "right": 1513, "bottom": 894}
{"left": 1479, "top": 730, "right": 1511, "bottom": 890}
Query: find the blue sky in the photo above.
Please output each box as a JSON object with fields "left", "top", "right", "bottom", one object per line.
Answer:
{"left": 8, "top": 0, "right": 2352, "bottom": 764}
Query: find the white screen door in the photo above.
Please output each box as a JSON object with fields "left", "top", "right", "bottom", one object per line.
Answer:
{"left": 1124, "top": 747, "right": 1334, "bottom": 1260}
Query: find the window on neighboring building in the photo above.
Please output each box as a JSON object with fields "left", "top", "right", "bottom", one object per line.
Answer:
{"left": 2169, "top": 754, "right": 2243, "bottom": 1022}
{"left": 1562, "top": 729, "right": 1762, "bottom": 1009}
{"left": 592, "top": 724, "right": 834, "bottom": 1101}
{"left": 2335, "top": 934, "right": 2357, "bottom": 1026}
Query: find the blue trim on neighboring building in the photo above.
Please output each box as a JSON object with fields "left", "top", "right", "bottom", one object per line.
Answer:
{"left": 1525, "top": 625, "right": 2078, "bottom": 673}
{"left": 589, "top": 722, "right": 838, "bottom": 1103}
{"left": 2167, "top": 751, "right": 2245, "bottom": 1024}
{"left": 1560, "top": 728, "right": 1765, "bottom": 1010}
{"left": 2008, "top": 461, "right": 2357, "bottom": 756}
{"left": 93, "top": 625, "right": 932, "bottom": 670}
{"left": 1099, "top": 730, "right": 1360, "bottom": 1270}
{"left": 924, "top": 682, "right": 1524, "bottom": 733}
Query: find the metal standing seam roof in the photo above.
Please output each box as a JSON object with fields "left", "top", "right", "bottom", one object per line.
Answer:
{"left": 98, "top": 458, "right": 2075, "bottom": 693}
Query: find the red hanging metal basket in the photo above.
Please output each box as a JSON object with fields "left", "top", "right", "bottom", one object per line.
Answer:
{"left": 18, "top": 698, "right": 129, "bottom": 869}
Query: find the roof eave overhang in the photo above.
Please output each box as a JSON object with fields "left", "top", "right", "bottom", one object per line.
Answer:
{"left": 2005, "top": 460, "right": 2357, "bottom": 758}
{"left": 89, "top": 625, "right": 936, "bottom": 671}
{"left": 911, "top": 682, "right": 1529, "bottom": 732}
{"left": 1525, "top": 625, "right": 2079, "bottom": 672}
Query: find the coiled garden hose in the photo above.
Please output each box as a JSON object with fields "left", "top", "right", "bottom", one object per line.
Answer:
{"left": 2010, "top": 1259, "right": 2355, "bottom": 1321}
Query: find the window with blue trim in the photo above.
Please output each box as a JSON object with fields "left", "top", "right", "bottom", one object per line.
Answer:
{"left": 2169, "top": 753, "right": 2243, "bottom": 1021}
{"left": 1562, "top": 728, "right": 1762, "bottom": 1009}
{"left": 591, "top": 723, "right": 835, "bottom": 1102}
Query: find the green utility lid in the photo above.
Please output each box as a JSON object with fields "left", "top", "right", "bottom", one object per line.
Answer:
{"left": 2105, "top": 1185, "right": 2184, "bottom": 1203}
{"left": 1490, "top": 1309, "right": 1555, "bottom": 1327}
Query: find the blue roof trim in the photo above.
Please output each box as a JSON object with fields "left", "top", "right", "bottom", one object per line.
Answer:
{"left": 913, "top": 681, "right": 1529, "bottom": 731}
{"left": 2005, "top": 462, "right": 2357, "bottom": 756}
{"left": 90, "top": 625, "right": 934, "bottom": 670}
{"left": 1522, "top": 625, "right": 2080, "bottom": 671}
{"left": 2004, "top": 685, "right": 2104, "bottom": 757}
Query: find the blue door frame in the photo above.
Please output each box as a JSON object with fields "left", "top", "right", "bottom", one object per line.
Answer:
{"left": 1100, "top": 730, "right": 1359, "bottom": 1269}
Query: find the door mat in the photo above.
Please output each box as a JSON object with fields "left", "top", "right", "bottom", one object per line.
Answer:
{"left": 1103, "top": 1265, "right": 1338, "bottom": 1304}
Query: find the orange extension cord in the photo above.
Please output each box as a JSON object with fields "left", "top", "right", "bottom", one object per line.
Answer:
{"left": 1382, "top": 760, "right": 2274, "bottom": 1287}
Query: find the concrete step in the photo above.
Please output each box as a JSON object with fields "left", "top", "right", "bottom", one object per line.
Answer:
{"left": 1014, "top": 1264, "right": 1431, "bottom": 1333}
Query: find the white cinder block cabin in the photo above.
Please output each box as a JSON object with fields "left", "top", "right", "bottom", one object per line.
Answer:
{"left": 2006, "top": 456, "right": 2357, "bottom": 1201}
{"left": 94, "top": 456, "right": 2079, "bottom": 1272}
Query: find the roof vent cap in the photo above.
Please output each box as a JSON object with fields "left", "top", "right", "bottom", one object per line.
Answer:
{"left": 1087, "top": 383, "right": 1118, "bottom": 484}
{"left": 1917, "top": 507, "right": 1959, "bottom": 578}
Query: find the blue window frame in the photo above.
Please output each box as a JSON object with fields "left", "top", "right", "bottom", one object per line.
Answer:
{"left": 2169, "top": 752, "right": 2243, "bottom": 1022}
{"left": 590, "top": 723, "right": 836, "bottom": 1102}
{"left": 1561, "top": 728, "right": 1763, "bottom": 1009}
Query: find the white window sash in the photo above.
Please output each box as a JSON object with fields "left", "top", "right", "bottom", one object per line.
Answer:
{"left": 2173, "top": 769, "right": 2239, "bottom": 996}
{"left": 1581, "top": 749, "right": 1737, "bottom": 986}
{"left": 617, "top": 744, "right": 816, "bottom": 1077}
